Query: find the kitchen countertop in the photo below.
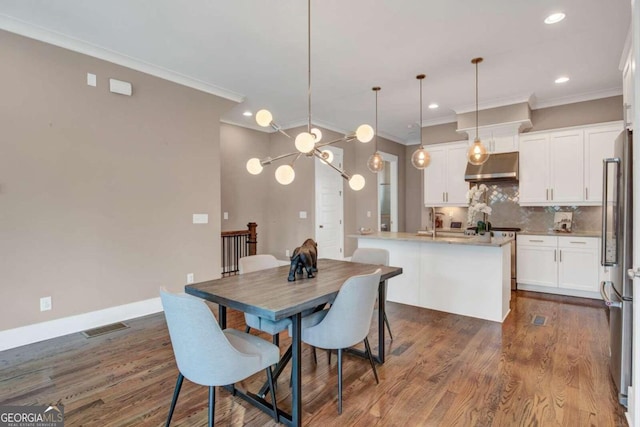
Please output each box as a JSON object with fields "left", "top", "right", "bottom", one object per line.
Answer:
{"left": 518, "top": 230, "right": 601, "bottom": 238}
{"left": 349, "top": 231, "right": 513, "bottom": 247}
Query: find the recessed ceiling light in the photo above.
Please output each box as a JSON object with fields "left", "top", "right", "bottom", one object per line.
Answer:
{"left": 544, "top": 12, "right": 566, "bottom": 24}
{"left": 407, "top": 124, "right": 413, "bottom": 128}
{"left": 243, "top": 111, "right": 253, "bottom": 117}
{"left": 428, "top": 103, "right": 439, "bottom": 109}
{"left": 555, "top": 76, "right": 570, "bottom": 84}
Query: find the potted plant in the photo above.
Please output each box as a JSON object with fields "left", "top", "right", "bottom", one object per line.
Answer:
{"left": 467, "top": 184, "right": 492, "bottom": 242}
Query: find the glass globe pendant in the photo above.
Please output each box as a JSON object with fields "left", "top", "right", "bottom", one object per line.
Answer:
{"left": 246, "top": 158, "right": 263, "bottom": 175}
{"left": 468, "top": 137, "right": 489, "bottom": 165}
{"left": 411, "top": 147, "right": 431, "bottom": 169}
{"left": 367, "top": 152, "right": 384, "bottom": 173}
{"left": 255, "top": 109, "right": 273, "bottom": 127}
{"left": 275, "top": 164, "right": 295, "bottom": 185}
{"left": 348, "top": 174, "right": 365, "bottom": 191}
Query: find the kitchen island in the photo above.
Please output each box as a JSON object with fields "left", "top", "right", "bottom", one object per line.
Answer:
{"left": 352, "top": 232, "right": 512, "bottom": 322}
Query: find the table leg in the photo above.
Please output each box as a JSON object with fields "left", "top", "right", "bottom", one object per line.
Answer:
{"left": 378, "top": 280, "right": 386, "bottom": 363}
{"left": 218, "top": 305, "right": 227, "bottom": 329}
{"left": 291, "top": 312, "right": 302, "bottom": 427}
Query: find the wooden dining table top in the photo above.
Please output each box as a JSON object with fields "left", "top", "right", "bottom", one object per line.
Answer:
{"left": 185, "top": 258, "right": 402, "bottom": 322}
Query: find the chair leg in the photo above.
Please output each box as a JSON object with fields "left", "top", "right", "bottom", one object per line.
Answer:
{"left": 265, "top": 367, "right": 279, "bottom": 423}
{"left": 165, "top": 372, "right": 184, "bottom": 427}
{"left": 312, "top": 346, "right": 317, "bottom": 364}
{"left": 384, "top": 312, "right": 393, "bottom": 340}
{"left": 245, "top": 326, "right": 251, "bottom": 333}
{"left": 337, "top": 348, "right": 343, "bottom": 414}
{"left": 273, "top": 333, "right": 280, "bottom": 347}
{"left": 327, "top": 349, "right": 332, "bottom": 365}
{"left": 208, "top": 386, "right": 215, "bottom": 427}
{"left": 363, "top": 338, "right": 379, "bottom": 384}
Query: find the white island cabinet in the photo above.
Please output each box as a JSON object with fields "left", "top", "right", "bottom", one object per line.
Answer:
{"left": 353, "top": 232, "right": 512, "bottom": 323}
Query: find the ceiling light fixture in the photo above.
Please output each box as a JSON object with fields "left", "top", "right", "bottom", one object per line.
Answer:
{"left": 243, "top": 111, "right": 253, "bottom": 117}
{"left": 410, "top": 74, "right": 431, "bottom": 170}
{"left": 367, "top": 87, "right": 384, "bottom": 173}
{"left": 555, "top": 76, "right": 570, "bottom": 84}
{"left": 544, "top": 12, "right": 566, "bottom": 24}
{"left": 428, "top": 103, "right": 439, "bottom": 109}
{"left": 467, "top": 57, "right": 490, "bottom": 166}
{"left": 247, "top": 0, "right": 372, "bottom": 190}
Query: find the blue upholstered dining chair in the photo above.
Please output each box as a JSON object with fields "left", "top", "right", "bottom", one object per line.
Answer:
{"left": 160, "top": 289, "right": 280, "bottom": 426}
{"left": 350, "top": 248, "right": 393, "bottom": 339}
{"left": 291, "top": 269, "right": 382, "bottom": 414}
{"left": 239, "top": 254, "right": 291, "bottom": 346}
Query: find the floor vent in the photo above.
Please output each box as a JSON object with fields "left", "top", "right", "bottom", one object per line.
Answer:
{"left": 82, "top": 322, "right": 129, "bottom": 338}
{"left": 532, "top": 315, "right": 547, "bottom": 326}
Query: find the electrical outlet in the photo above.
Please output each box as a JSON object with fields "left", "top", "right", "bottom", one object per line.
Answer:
{"left": 367, "top": 211, "right": 371, "bottom": 218}
{"left": 40, "top": 296, "right": 52, "bottom": 312}
{"left": 286, "top": 249, "right": 290, "bottom": 257}
{"left": 187, "top": 273, "right": 194, "bottom": 284}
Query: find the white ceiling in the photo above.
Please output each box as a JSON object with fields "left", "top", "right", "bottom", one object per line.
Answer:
{"left": 0, "top": 0, "right": 630, "bottom": 144}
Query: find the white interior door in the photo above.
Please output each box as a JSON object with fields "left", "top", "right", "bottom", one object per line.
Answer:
{"left": 315, "top": 147, "right": 344, "bottom": 260}
{"left": 378, "top": 152, "right": 398, "bottom": 232}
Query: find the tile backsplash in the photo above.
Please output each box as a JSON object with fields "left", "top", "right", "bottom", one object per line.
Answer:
{"left": 422, "top": 183, "right": 602, "bottom": 233}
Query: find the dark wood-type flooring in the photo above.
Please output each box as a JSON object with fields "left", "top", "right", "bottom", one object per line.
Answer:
{"left": 0, "top": 291, "right": 628, "bottom": 426}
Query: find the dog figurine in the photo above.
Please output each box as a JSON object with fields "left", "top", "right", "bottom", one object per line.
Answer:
{"left": 288, "top": 238, "right": 318, "bottom": 282}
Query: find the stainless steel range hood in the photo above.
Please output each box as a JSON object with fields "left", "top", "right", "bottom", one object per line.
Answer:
{"left": 464, "top": 151, "right": 519, "bottom": 183}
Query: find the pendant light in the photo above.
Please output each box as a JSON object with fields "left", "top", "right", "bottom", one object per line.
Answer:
{"left": 247, "top": 0, "right": 372, "bottom": 191}
{"left": 411, "top": 74, "right": 430, "bottom": 170}
{"left": 367, "top": 87, "right": 384, "bottom": 173}
{"left": 467, "top": 57, "right": 489, "bottom": 165}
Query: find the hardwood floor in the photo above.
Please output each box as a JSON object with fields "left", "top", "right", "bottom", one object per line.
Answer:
{"left": 0, "top": 291, "right": 627, "bottom": 426}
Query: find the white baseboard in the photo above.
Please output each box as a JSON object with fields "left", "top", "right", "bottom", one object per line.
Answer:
{"left": 0, "top": 297, "right": 163, "bottom": 352}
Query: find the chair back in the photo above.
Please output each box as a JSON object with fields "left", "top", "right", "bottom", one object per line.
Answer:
{"left": 351, "top": 248, "right": 389, "bottom": 266}
{"left": 239, "top": 254, "right": 279, "bottom": 274}
{"left": 305, "top": 269, "right": 382, "bottom": 349}
{"left": 160, "top": 289, "right": 260, "bottom": 386}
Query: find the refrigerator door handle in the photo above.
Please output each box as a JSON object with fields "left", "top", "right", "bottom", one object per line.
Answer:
{"left": 600, "top": 281, "right": 622, "bottom": 308}
{"left": 601, "top": 158, "right": 621, "bottom": 266}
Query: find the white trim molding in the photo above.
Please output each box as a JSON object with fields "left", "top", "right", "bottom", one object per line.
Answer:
{"left": 0, "top": 14, "right": 244, "bottom": 103}
{"left": 0, "top": 298, "right": 163, "bottom": 352}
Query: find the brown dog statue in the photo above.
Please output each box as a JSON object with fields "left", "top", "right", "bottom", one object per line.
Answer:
{"left": 288, "top": 238, "right": 318, "bottom": 281}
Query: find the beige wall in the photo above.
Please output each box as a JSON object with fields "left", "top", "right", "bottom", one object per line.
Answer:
{"left": 220, "top": 124, "right": 269, "bottom": 253}
{"left": 0, "top": 31, "right": 234, "bottom": 330}
{"left": 220, "top": 125, "right": 407, "bottom": 258}
{"left": 528, "top": 96, "right": 623, "bottom": 131}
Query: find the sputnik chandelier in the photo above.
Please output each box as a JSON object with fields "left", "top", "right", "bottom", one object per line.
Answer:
{"left": 245, "top": 0, "right": 374, "bottom": 191}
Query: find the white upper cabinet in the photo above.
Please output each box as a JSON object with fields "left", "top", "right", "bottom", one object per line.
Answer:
{"left": 519, "top": 122, "right": 622, "bottom": 206}
{"left": 622, "top": 49, "right": 635, "bottom": 131}
{"left": 423, "top": 141, "right": 469, "bottom": 207}
{"left": 465, "top": 123, "right": 521, "bottom": 154}
{"left": 583, "top": 124, "right": 622, "bottom": 204}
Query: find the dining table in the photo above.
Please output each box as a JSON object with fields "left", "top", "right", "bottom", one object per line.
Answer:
{"left": 185, "top": 257, "right": 403, "bottom": 427}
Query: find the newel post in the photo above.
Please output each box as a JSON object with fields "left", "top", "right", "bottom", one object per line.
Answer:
{"left": 247, "top": 222, "right": 258, "bottom": 255}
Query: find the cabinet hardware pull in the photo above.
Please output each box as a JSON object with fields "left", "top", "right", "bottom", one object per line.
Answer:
{"left": 585, "top": 187, "right": 588, "bottom": 200}
{"left": 530, "top": 239, "right": 544, "bottom": 242}
{"left": 554, "top": 249, "right": 557, "bottom": 262}
{"left": 551, "top": 188, "right": 554, "bottom": 200}
{"left": 546, "top": 189, "right": 549, "bottom": 200}
{"left": 442, "top": 192, "right": 445, "bottom": 202}
{"left": 559, "top": 249, "right": 562, "bottom": 262}
{"left": 446, "top": 192, "right": 448, "bottom": 202}
{"left": 570, "top": 241, "right": 586, "bottom": 244}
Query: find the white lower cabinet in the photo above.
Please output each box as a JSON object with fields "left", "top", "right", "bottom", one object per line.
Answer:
{"left": 517, "top": 235, "right": 602, "bottom": 298}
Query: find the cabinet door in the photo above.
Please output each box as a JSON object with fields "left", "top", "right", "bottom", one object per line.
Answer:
{"left": 623, "top": 51, "right": 634, "bottom": 131}
{"left": 584, "top": 124, "right": 621, "bottom": 204}
{"left": 558, "top": 247, "right": 599, "bottom": 292}
{"left": 517, "top": 245, "right": 557, "bottom": 287}
{"left": 519, "top": 134, "right": 550, "bottom": 205}
{"left": 423, "top": 146, "right": 447, "bottom": 206}
{"left": 550, "top": 129, "right": 584, "bottom": 203}
{"left": 445, "top": 143, "right": 470, "bottom": 205}
{"left": 491, "top": 133, "right": 518, "bottom": 153}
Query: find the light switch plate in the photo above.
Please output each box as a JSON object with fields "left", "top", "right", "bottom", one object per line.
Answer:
{"left": 187, "top": 273, "right": 194, "bottom": 284}
{"left": 193, "top": 214, "right": 208, "bottom": 224}
{"left": 109, "top": 78, "right": 132, "bottom": 96}
{"left": 299, "top": 211, "right": 307, "bottom": 219}
{"left": 223, "top": 212, "right": 229, "bottom": 220}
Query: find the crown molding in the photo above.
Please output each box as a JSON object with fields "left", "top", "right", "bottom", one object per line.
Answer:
{"left": 531, "top": 87, "right": 623, "bottom": 110}
{"left": 0, "top": 14, "right": 245, "bottom": 103}
{"left": 220, "top": 117, "right": 273, "bottom": 133}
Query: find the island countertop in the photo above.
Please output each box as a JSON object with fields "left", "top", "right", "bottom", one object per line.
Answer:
{"left": 348, "top": 231, "right": 513, "bottom": 247}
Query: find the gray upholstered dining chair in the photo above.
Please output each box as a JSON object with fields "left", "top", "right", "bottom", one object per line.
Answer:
{"left": 160, "top": 289, "right": 279, "bottom": 426}
{"left": 239, "top": 254, "right": 291, "bottom": 346}
{"left": 291, "top": 269, "right": 382, "bottom": 414}
{"left": 351, "top": 248, "right": 393, "bottom": 339}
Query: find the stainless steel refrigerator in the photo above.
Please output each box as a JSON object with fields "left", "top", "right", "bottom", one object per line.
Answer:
{"left": 600, "top": 129, "right": 633, "bottom": 407}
